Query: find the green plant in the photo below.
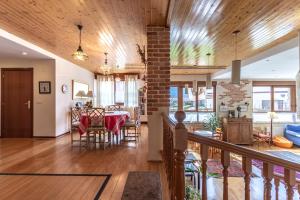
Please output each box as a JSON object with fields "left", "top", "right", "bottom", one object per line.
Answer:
{"left": 203, "top": 113, "right": 220, "bottom": 132}
{"left": 185, "top": 185, "right": 201, "bottom": 200}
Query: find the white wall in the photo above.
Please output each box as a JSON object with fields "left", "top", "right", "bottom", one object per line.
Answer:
{"left": 0, "top": 58, "right": 56, "bottom": 137}
{"left": 55, "top": 59, "right": 94, "bottom": 136}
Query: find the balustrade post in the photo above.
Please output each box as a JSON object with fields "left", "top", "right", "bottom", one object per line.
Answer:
{"left": 284, "top": 169, "right": 296, "bottom": 200}
{"left": 274, "top": 177, "right": 280, "bottom": 200}
{"left": 173, "top": 111, "right": 187, "bottom": 200}
{"left": 221, "top": 150, "right": 230, "bottom": 200}
{"left": 242, "top": 157, "right": 252, "bottom": 200}
{"left": 201, "top": 144, "right": 209, "bottom": 200}
{"left": 263, "top": 163, "right": 273, "bottom": 200}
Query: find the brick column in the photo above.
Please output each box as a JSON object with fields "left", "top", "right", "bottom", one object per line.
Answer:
{"left": 147, "top": 26, "right": 170, "bottom": 161}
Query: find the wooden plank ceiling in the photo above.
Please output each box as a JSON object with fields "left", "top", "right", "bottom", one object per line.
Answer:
{"left": 170, "top": 0, "right": 300, "bottom": 68}
{"left": 0, "top": 0, "right": 168, "bottom": 73}
{"left": 0, "top": 0, "right": 300, "bottom": 74}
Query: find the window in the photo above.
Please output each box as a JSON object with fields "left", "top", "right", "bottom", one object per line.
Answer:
{"left": 198, "top": 87, "right": 214, "bottom": 112}
{"left": 125, "top": 76, "right": 138, "bottom": 107}
{"left": 183, "top": 88, "right": 196, "bottom": 111}
{"left": 274, "top": 87, "right": 291, "bottom": 111}
{"left": 169, "top": 82, "right": 216, "bottom": 112}
{"left": 115, "top": 81, "right": 125, "bottom": 103}
{"left": 253, "top": 86, "right": 271, "bottom": 112}
{"left": 170, "top": 87, "right": 178, "bottom": 111}
{"left": 253, "top": 83, "right": 295, "bottom": 113}
{"left": 97, "top": 75, "right": 138, "bottom": 107}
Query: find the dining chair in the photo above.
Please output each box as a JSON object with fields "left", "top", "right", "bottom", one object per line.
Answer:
{"left": 86, "top": 107, "right": 111, "bottom": 149}
{"left": 70, "top": 107, "right": 84, "bottom": 145}
{"left": 124, "top": 107, "right": 141, "bottom": 143}
{"left": 107, "top": 104, "right": 121, "bottom": 111}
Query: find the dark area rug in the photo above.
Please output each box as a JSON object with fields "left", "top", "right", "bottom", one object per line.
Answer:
{"left": 121, "top": 171, "right": 162, "bottom": 200}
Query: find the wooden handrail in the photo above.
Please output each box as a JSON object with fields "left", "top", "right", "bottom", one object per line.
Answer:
{"left": 188, "top": 132, "right": 300, "bottom": 171}
{"left": 161, "top": 111, "right": 187, "bottom": 200}
{"left": 162, "top": 111, "right": 300, "bottom": 200}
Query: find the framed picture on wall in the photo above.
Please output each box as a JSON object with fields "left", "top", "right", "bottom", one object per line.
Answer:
{"left": 39, "top": 81, "right": 51, "bottom": 94}
{"left": 72, "top": 80, "right": 89, "bottom": 99}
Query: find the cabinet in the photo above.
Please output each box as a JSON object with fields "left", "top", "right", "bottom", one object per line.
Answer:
{"left": 222, "top": 118, "right": 253, "bottom": 145}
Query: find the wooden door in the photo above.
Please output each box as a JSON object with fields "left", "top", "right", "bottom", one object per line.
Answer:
{"left": 1, "top": 68, "right": 33, "bottom": 138}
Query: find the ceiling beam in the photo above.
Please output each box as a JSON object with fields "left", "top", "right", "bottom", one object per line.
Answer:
{"left": 166, "top": 0, "right": 175, "bottom": 27}
{"left": 171, "top": 65, "right": 227, "bottom": 70}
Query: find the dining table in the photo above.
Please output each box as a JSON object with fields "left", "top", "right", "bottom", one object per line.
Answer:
{"left": 104, "top": 111, "right": 130, "bottom": 135}
{"left": 78, "top": 110, "right": 130, "bottom": 143}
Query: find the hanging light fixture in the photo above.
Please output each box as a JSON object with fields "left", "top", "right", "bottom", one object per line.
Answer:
{"left": 231, "top": 30, "right": 241, "bottom": 84}
{"left": 72, "top": 25, "right": 88, "bottom": 61}
{"left": 192, "top": 80, "right": 197, "bottom": 96}
{"left": 102, "top": 52, "right": 110, "bottom": 74}
{"left": 184, "top": 83, "right": 189, "bottom": 94}
{"left": 206, "top": 53, "right": 212, "bottom": 89}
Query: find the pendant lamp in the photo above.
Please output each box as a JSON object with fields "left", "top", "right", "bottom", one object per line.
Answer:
{"left": 72, "top": 25, "right": 88, "bottom": 61}
{"left": 231, "top": 30, "right": 241, "bottom": 84}
{"left": 206, "top": 53, "right": 212, "bottom": 89}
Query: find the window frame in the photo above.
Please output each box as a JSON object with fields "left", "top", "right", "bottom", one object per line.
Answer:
{"left": 170, "top": 81, "right": 216, "bottom": 112}
{"left": 252, "top": 81, "right": 296, "bottom": 113}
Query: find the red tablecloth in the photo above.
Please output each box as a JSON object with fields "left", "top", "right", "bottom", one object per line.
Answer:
{"left": 78, "top": 111, "right": 129, "bottom": 135}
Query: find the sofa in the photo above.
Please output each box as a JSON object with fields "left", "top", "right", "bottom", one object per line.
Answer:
{"left": 284, "top": 124, "right": 300, "bottom": 147}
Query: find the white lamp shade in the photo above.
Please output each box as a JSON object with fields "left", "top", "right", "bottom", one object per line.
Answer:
{"left": 86, "top": 90, "right": 94, "bottom": 97}
{"left": 206, "top": 74, "right": 212, "bottom": 89}
{"left": 231, "top": 60, "right": 241, "bottom": 84}
{"left": 76, "top": 90, "right": 86, "bottom": 97}
{"left": 267, "top": 112, "right": 278, "bottom": 119}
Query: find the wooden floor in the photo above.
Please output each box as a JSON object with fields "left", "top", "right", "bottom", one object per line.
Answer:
{"left": 2, "top": 126, "right": 300, "bottom": 200}
{"left": 0, "top": 126, "right": 169, "bottom": 200}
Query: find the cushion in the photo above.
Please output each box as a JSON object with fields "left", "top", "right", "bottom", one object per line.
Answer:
{"left": 285, "top": 130, "right": 300, "bottom": 138}
{"left": 286, "top": 124, "right": 300, "bottom": 132}
{"left": 273, "top": 136, "right": 293, "bottom": 148}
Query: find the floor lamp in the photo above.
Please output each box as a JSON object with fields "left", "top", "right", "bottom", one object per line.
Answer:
{"left": 267, "top": 112, "right": 278, "bottom": 144}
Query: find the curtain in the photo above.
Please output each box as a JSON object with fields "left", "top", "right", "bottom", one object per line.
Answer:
{"left": 97, "top": 75, "right": 115, "bottom": 107}
{"left": 125, "top": 75, "right": 138, "bottom": 107}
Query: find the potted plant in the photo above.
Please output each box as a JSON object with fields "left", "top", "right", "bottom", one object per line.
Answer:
{"left": 203, "top": 113, "right": 220, "bottom": 133}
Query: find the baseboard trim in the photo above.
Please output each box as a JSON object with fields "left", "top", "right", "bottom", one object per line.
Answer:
{"left": 33, "top": 131, "right": 70, "bottom": 139}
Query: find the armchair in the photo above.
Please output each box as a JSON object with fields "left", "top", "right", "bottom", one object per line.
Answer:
{"left": 284, "top": 124, "right": 300, "bottom": 146}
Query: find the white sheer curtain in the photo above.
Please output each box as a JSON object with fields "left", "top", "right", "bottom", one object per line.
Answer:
{"left": 125, "top": 75, "right": 138, "bottom": 107}
{"left": 97, "top": 75, "right": 115, "bottom": 107}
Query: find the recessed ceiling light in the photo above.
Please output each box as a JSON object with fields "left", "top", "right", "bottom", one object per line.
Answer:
{"left": 22, "top": 51, "right": 28, "bottom": 55}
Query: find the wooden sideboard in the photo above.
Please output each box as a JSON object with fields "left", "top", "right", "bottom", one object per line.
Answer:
{"left": 222, "top": 118, "right": 253, "bottom": 145}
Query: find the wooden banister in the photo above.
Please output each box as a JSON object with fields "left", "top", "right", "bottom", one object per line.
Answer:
{"left": 188, "top": 131, "right": 300, "bottom": 199}
{"left": 188, "top": 133, "right": 300, "bottom": 171}
{"left": 162, "top": 111, "right": 187, "bottom": 200}
{"left": 162, "top": 111, "right": 300, "bottom": 200}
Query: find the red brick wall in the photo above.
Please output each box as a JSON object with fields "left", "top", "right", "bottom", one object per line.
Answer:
{"left": 147, "top": 26, "right": 170, "bottom": 115}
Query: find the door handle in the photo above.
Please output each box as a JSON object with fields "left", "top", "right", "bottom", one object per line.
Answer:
{"left": 25, "top": 100, "right": 31, "bottom": 110}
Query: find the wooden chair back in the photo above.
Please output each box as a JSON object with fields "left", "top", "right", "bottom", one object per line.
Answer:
{"left": 107, "top": 105, "right": 121, "bottom": 111}
{"left": 133, "top": 107, "right": 141, "bottom": 127}
{"left": 71, "top": 107, "right": 82, "bottom": 125}
{"left": 86, "top": 107, "right": 105, "bottom": 127}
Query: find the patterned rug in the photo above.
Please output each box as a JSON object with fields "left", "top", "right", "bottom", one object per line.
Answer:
{"left": 252, "top": 151, "right": 300, "bottom": 180}
{"left": 206, "top": 160, "right": 257, "bottom": 178}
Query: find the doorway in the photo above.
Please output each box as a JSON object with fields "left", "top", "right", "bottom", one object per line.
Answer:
{"left": 1, "top": 68, "right": 33, "bottom": 138}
